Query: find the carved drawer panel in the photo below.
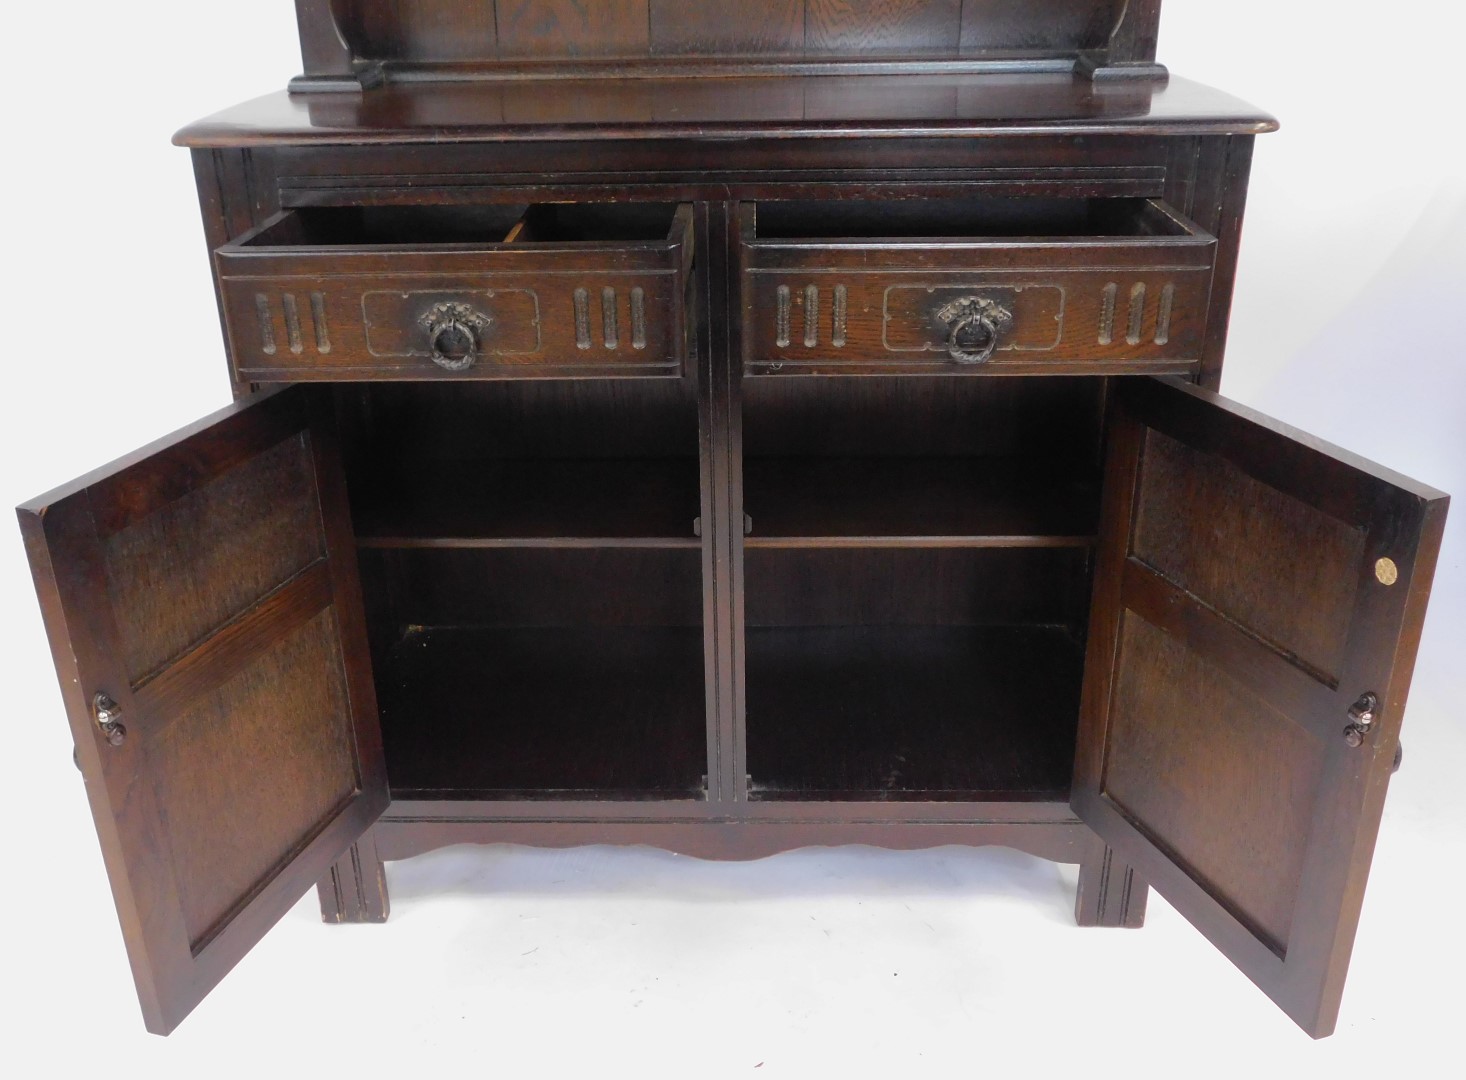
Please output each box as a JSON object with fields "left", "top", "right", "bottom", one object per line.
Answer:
{"left": 740, "top": 198, "right": 1215, "bottom": 376}
{"left": 217, "top": 203, "right": 692, "bottom": 381}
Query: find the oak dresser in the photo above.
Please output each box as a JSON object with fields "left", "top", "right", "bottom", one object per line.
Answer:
{"left": 18, "top": 0, "right": 1448, "bottom": 1037}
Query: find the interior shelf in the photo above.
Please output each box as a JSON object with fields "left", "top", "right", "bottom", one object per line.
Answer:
{"left": 743, "top": 457, "right": 1099, "bottom": 548}
{"left": 353, "top": 458, "right": 701, "bottom": 548}
{"left": 745, "top": 625, "right": 1083, "bottom": 801}
{"left": 379, "top": 625, "right": 708, "bottom": 800}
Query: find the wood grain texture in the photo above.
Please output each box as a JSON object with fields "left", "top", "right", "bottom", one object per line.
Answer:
{"left": 18, "top": 387, "right": 388, "bottom": 1034}
{"left": 133, "top": 561, "right": 334, "bottom": 725}
{"left": 310, "top": 0, "right": 1130, "bottom": 67}
{"left": 344, "top": 0, "right": 500, "bottom": 60}
{"left": 741, "top": 196, "right": 1215, "bottom": 375}
{"left": 40, "top": 4, "right": 1452, "bottom": 1038}
{"left": 175, "top": 76, "right": 1278, "bottom": 147}
{"left": 806, "top": 0, "right": 961, "bottom": 54}
{"left": 959, "top": 0, "right": 1113, "bottom": 55}
{"left": 1104, "top": 611, "right": 1323, "bottom": 951}
{"left": 496, "top": 0, "right": 650, "bottom": 59}
{"left": 1072, "top": 376, "right": 1450, "bottom": 1037}
{"left": 1133, "top": 426, "right": 1365, "bottom": 682}
{"left": 218, "top": 204, "right": 691, "bottom": 382}
{"left": 649, "top": 0, "right": 805, "bottom": 56}
{"left": 156, "top": 610, "right": 359, "bottom": 946}
{"left": 103, "top": 434, "right": 324, "bottom": 682}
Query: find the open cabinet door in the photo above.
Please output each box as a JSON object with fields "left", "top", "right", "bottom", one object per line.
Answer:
{"left": 1072, "top": 376, "right": 1447, "bottom": 1038}
{"left": 18, "top": 387, "right": 387, "bottom": 1035}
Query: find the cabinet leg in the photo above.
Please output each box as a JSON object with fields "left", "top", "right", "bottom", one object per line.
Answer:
{"left": 1075, "top": 841, "right": 1148, "bottom": 928}
{"left": 317, "top": 831, "right": 390, "bottom": 924}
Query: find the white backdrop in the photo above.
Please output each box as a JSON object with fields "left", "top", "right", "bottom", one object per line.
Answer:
{"left": 1, "top": 2, "right": 1461, "bottom": 1075}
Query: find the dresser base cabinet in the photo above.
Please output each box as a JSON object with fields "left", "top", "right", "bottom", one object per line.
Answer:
{"left": 15, "top": 0, "right": 1449, "bottom": 1038}
{"left": 21, "top": 366, "right": 1444, "bottom": 1037}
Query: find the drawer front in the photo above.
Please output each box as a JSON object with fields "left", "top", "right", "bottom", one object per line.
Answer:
{"left": 741, "top": 200, "right": 1216, "bottom": 376}
{"left": 217, "top": 207, "right": 691, "bottom": 381}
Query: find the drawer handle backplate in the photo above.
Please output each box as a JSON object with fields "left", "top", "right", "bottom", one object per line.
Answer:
{"left": 420, "top": 301, "right": 493, "bottom": 372}
{"left": 936, "top": 296, "right": 1014, "bottom": 365}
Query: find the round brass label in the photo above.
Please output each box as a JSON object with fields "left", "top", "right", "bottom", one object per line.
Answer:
{"left": 1375, "top": 558, "right": 1399, "bottom": 586}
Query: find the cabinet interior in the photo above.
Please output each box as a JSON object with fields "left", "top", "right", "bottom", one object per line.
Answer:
{"left": 335, "top": 378, "right": 706, "bottom": 801}
{"left": 332, "top": 373, "right": 1109, "bottom": 805}
{"left": 742, "top": 376, "right": 1108, "bottom": 801}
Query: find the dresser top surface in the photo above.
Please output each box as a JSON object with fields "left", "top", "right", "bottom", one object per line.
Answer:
{"left": 174, "top": 73, "right": 1275, "bottom": 148}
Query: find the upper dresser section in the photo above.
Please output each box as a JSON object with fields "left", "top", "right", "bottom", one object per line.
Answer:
{"left": 290, "top": 1, "right": 1168, "bottom": 90}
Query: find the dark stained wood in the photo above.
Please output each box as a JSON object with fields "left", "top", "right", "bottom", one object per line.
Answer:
{"left": 318, "top": 830, "right": 391, "bottom": 923}
{"left": 101, "top": 433, "right": 326, "bottom": 681}
{"left": 741, "top": 196, "right": 1215, "bottom": 376}
{"left": 216, "top": 203, "right": 692, "bottom": 382}
{"left": 806, "top": 0, "right": 961, "bottom": 55}
{"left": 1190, "top": 136, "right": 1257, "bottom": 390}
{"left": 496, "top": 0, "right": 651, "bottom": 59}
{"left": 745, "top": 624, "right": 1083, "bottom": 800}
{"left": 298, "top": 0, "right": 1144, "bottom": 74}
{"left": 352, "top": 458, "right": 701, "bottom": 547}
{"left": 175, "top": 74, "right": 1277, "bottom": 147}
{"left": 960, "top": 0, "right": 1111, "bottom": 56}
{"left": 745, "top": 547, "right": 1093, "bottom": 630}
{"left": 376, "top": 815, "right": 1093, "bottom": 864}
{"left": 378, "top": 625, "right": 707, "bottom": 798}
{"left": 742, "top": 373, "right": 1107, "bottom": 459}
{"left": 28, "top": 0, "right": 1450, "bottom": 1041}
{"left": 695, "top": 201, "right": 744, "bottom": 804}
{"left": 358, "top": 546, "right": 705, "bottom": 631}
{"left": 335, "top": 377, "right": 698, "bottom": 462}
{"left": 17, "top": 388, "right": 388, "bottom": 1034}
{"left": 291, "top": 0, "right": 376, "bottom": 90}
{"left": 649, "top": 0, "right": 806, "bottom": 56}
{"left": 742, "top": 456, "right": 1099, "bottom": 547}
{"left": 1072, "top": 375, "right": 1449, "bottom": 1038}
{"left": 1074, "top": 836, "right": 1149, "bottom": 928}
{"left": 1133, "top": 425, "right": 1367, "bottom": 681}
{"left": 132, "top": 560, "right": 335, "bottom": 724}
{"left": 343, "top": 0, "right": 501, "bottom": 61}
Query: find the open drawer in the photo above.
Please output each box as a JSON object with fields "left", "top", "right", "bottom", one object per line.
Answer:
{"left": 740, "top": 197, "right": 1216, "bottom": 376}
{"left": 218, "top": 202, "right": 693, "bottom": 380}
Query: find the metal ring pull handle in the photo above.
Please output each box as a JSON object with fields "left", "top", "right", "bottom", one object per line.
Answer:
{"left": 936, "top": 296, "right": 1014, "bottom": 365}
{"left": 420, "top": 301, "right": 492, "bottom": 372}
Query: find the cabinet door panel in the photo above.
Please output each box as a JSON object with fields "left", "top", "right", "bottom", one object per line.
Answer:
{"left": 18, "top": 387, "right": 387, "bottom": 1035}
{"left": 1072, "top": 375, "right": 1447, "bottom": 1037}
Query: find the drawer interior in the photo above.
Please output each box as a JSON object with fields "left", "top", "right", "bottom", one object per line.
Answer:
{"left": 242, "top": 201, "right": 685, "bottom": 248}
{"left": 750, "top": 196, "right": 1194, "bottom": 241}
